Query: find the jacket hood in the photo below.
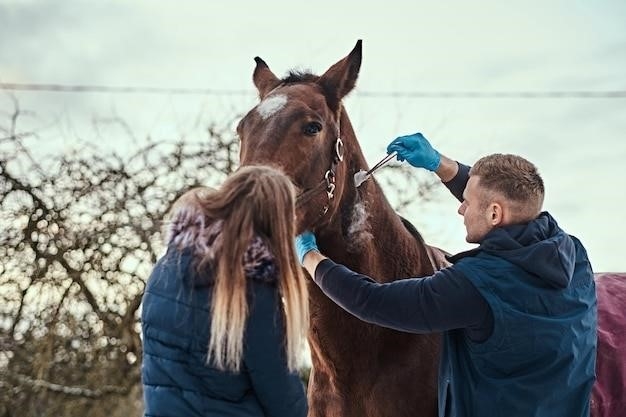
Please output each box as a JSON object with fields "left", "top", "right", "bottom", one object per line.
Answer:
{"left": 483, "top": 212, "right": 575, "bottom": 288}
{"left": 454, "top": 212, "right": 576, "bottom": 289}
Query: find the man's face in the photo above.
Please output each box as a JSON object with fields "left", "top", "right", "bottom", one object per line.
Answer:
{"left": 458, "top": 176, "right": 494, "bottom": 244}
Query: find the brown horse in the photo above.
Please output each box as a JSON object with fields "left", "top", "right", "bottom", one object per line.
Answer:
{"left": 238, "top": 40, "right": 445, "bottom": 417}
{"left": 237, "top": 40, "right": 626, "bottom": 417}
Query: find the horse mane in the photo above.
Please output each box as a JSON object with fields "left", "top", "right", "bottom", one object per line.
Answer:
{"left": 399, "top": 215, "right": 428, "bottom": 247}
{"left": 282, "top": 70, "right": 319, "bottom": 84}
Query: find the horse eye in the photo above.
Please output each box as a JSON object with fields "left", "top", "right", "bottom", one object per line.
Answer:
{"left": 303, "top": 121, "right": 322, "bottom": 136}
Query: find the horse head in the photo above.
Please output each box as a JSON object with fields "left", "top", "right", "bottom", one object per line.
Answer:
{"left": 238, "top": 40, "right": 368, "bottom": 236}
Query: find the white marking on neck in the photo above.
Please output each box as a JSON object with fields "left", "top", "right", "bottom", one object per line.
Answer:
{"left": 347, "top": 201, "right": 372, "bottom": 251}
{"left": 257, "top": 94, "right": 287, "bottom": 120}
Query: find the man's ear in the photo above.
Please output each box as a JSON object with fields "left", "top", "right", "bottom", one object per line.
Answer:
{"left": 489, "top": 202, "right": 504, "bottom": 226}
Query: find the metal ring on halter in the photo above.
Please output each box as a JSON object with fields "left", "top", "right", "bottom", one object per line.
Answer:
{"left": 326, "top": 183, "right": 336, "bottom": 199}
{"left": 324, "top": 170, "right": 336, "bottom": 185}
{"left": 335, "top": 138, "right": 344, "bottom": 162}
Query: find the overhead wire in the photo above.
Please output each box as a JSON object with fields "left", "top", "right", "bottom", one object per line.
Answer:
{"left": 1, "top": 83, "right": 625, "bottom": 98}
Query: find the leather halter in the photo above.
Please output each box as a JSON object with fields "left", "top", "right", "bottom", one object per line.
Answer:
{"left": 296, "top": 120, "right": 344, "bottom": 218}
{"left": 321, "top": 134, "right": 344, "bottom": 214}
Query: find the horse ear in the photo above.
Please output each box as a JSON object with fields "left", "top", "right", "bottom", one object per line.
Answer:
{"left": 253, "top": 57, "right": 281, "bottom": 99}
{"left": 318, "top": 40, "right": 362, "bottom": 110}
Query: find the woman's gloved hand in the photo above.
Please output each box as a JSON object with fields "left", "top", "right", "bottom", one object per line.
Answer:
{"left": 386, "top": 132, "right": 441, "bottom": 171}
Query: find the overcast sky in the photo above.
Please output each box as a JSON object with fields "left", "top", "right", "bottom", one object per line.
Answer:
{"left": 1, "top": 0, "right": 625, "bottom": 271}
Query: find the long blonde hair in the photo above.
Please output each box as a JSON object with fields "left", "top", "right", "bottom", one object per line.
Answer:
{"left": 165, "top": 166, "right": 309, "bottom": 372}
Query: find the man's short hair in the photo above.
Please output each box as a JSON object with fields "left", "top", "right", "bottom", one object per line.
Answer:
{"left": 469, "top": 153, "right": 545, "bottom": 223}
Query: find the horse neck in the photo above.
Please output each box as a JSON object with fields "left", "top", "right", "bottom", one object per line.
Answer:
{"left": 316, "top": 116, "right": 434, "bottom": 280}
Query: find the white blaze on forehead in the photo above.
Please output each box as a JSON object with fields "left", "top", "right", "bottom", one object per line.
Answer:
{"left": 256, "top": 94, "right": 287, "bottom": 120}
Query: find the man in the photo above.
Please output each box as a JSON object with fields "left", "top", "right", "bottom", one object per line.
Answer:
{"left": 295, "top": 132, "right": 597, "bottom": 417}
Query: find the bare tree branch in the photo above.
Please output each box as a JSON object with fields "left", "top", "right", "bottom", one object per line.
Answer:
{"left": 15, "top": 374, "right": 130, "bottom": 398}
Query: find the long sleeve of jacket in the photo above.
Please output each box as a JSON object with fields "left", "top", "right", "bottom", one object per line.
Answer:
{"left": 313, "top": 259, "right": 491, "bottom": 339}
{"left": 243, "top": 280, "right": 307, "bottom": 417}
{"left": 442, "top": 161, "right": 471, "bottom": 202}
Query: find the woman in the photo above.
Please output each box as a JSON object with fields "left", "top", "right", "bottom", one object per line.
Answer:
{"left": 141, "top": 165, "right": 309, "bottom": 417}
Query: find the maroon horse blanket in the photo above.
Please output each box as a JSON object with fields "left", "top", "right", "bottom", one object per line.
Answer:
{"left": 591, "top": 273, "right": 626, "bottom": 417}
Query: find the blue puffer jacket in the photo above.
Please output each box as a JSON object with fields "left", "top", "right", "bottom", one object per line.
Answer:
{"left": 141, "top": 246, "right": 307, "bottom": 417}
{"left": 440, "top": 212, "right": 597, "bottom": 417}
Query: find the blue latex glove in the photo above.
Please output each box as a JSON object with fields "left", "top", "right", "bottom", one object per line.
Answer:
{"left": 294, "top": 231, "right": 318, "bottom": 265}
{"left": 386, "top": 132, "right": 441, "bottom": 171}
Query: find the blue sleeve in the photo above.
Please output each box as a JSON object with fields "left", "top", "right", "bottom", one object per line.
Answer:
{"left": 243, "top": 281, "right": 307, "bottom": 417}
{"left": 313, "top": 259, "right": 491, "bottom": 338}
{"left": 443, "top": 162, "right": 471, "bottom": 203}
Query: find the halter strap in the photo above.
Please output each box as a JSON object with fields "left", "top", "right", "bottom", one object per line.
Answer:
{"left": 320, "top": 117, "right": 343, "bottom": 215}
{"left": 296, "top": 117, "right": 344, "bottom": 218}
